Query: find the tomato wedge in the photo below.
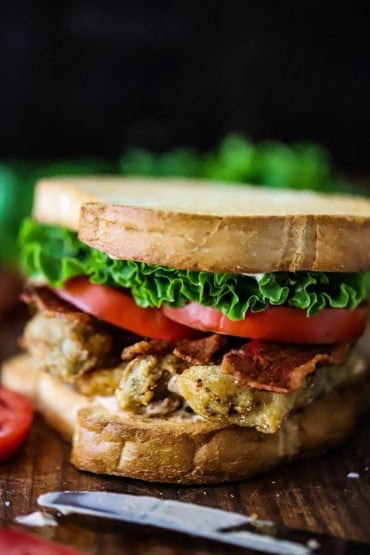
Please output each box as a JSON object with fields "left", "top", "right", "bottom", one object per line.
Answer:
{"left": 163, "top": 303, "right": 369, "bottom": 344}
{"left": 0, "top": 530, "right": 82, "bottom": 555}
{"left": 0, "top": 388, "right": 33, "bottom": 462}
{"left": 52, "top": 277, "right": 199, "bottom": 341}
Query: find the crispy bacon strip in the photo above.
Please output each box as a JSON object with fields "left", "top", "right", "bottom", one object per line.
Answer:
{"left": 221, "top": 340, "right": 349, "bottom": 393}
{"left": 21, "top": 286, "right": 93, "bottom": 324}
{"left": 174, "top": 334, "right": 227, "bottom": 365}
{"left": 121, "top": 339, "right": 172, "bottom": 361}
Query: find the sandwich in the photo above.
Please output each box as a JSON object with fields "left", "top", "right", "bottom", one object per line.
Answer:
{"left": 3, "top": 177, "right": 370, "bottom": 484}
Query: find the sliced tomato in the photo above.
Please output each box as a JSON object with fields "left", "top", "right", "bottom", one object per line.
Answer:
{"left": 52, "top": 277, "right": 199, "bottom": 341}
{"left": 0, "top": 530, "right": 82, "bottom": 555}
{"left": 163, "top": 303, "right": 368, "bottom": 343}
{"left": 0, "top": 388, "right": 33, "bottom": 463}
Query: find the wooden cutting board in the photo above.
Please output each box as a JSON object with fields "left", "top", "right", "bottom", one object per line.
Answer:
{"left": 1, "top": 308, "right": 370, "bottom": 554}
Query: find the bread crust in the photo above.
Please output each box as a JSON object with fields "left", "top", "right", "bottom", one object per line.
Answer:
{"left": 2, "top": 354, "right": 370, "bottom": 484}
{"left": 33, "top": 178, "right": 370, "bottom": 273}
{"left": 80, "top": 205, "right": 370, "bottom": 273}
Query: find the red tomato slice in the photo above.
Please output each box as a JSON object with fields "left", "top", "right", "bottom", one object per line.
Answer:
{"left": 52, "top": 277, "right": 199, "bottom": 341}
{"left": 163, "top": 303, "right": 368, "bottom": 344}
{"left": 0, "top": 388, "right": 33, "bottom": 463}
{"left": 0, "top": 530, "right": 82, "bottom": 555}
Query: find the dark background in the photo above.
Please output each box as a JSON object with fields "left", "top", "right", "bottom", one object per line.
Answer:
{"left": 1, "top": 1, "right": 369, "bottom": 170}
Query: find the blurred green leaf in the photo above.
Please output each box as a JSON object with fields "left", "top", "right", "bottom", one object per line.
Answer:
{"left": 120, "top": 148, "right": 202, "bottom": 177}
{"left": 212, "top": 136, "right": 342, "bottom": 191}
{"left": 203, "top": 135, "right": 259, "bottom": 182}
{"left": 120, "top": 134, "right": 351, "bottom": 193}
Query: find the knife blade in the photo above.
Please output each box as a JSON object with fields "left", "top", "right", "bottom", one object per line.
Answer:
{"left": 37, "top": 491, "right": 369, "bottom": 555}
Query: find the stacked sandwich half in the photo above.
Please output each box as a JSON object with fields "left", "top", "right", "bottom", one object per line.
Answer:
{"left": 3, "top": 177, "right": 370, "bottom": 483}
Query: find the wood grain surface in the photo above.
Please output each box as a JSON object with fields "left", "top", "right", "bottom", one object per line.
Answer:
{"left": 1, "top": 307, "right": 370, "bottom": 555}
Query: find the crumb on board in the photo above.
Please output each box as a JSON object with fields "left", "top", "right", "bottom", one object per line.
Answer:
{"left": 307, "top": 538, "right": 320, "bottom": 550}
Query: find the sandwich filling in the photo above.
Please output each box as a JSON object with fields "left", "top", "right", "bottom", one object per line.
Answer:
{"left": 21, "top": 286, "right": 367, "bottom": 434}
{"left": 18, "top": 219, "right": 370, "bottom": 435}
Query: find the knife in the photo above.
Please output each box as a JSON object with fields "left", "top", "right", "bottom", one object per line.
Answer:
{"left": 38, "top": 491, "right": 369, "bottom": 555}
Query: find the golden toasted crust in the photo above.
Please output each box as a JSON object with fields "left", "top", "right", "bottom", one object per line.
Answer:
{"left": 80, "top": 205, "right": 370, "bottom": 273}
{"left": 34, "top": 177, "right": 370, "bottom": 273}
{"left": 2, "top": 354, "right": 370, "bottom": 484}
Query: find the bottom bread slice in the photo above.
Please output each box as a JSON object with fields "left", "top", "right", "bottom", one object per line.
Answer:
{"left": 2, "top": 354, "right": 370, "bottom": 484}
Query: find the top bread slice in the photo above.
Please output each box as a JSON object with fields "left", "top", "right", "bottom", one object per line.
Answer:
{"left": 34, "top": 177, "right": 370, "bottom": 273}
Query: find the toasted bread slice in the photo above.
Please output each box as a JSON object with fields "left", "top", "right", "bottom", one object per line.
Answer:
{"left": 72, "top": 381, "right": 370, "bottom": 484}
{"left": 2, "top": 354, "right": 370, "bottom": 484}
{"left": 34, "top": 177, "right": 370, "bottom": 273}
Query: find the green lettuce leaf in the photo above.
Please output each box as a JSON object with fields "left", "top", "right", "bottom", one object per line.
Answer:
{"left": 19, "top": 219, "right": 370, "bottom": 319}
